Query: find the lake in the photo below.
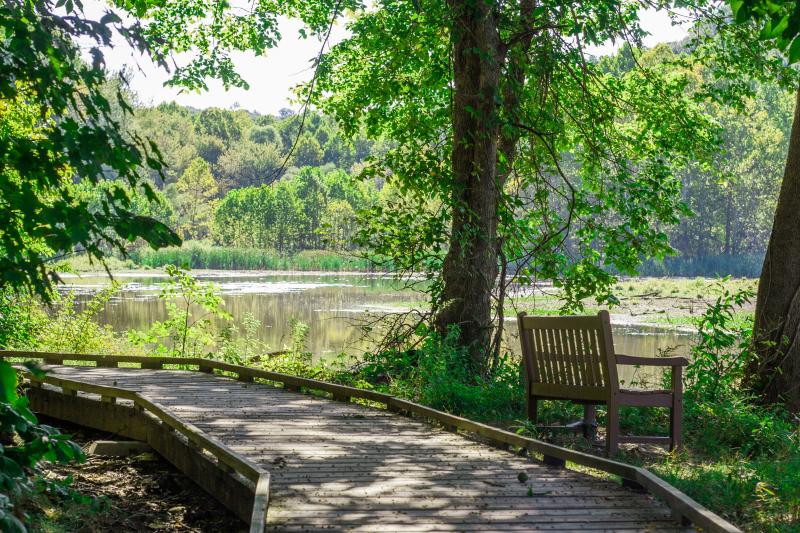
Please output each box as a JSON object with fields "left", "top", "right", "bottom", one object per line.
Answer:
{"left": 64, "top": 271, "right": 695, "bottom": 385}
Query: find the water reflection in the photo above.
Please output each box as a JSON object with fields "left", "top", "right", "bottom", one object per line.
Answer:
{"left": 65, "top": 271, "right": 694, "bottom": 385}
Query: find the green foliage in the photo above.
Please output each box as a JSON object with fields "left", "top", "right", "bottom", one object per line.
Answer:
{"left": 656, "top": 389, "right": 800, "bottom": 531}
{"left": 218, "top": 312, "right": 268, "bottom": 365}
{"left": 637, "top": 254, "right": 765, "bottom": 278}
{"left": 3, "top": 286, "right": 140, "bottom": 356}
{"left": 249, "top": 125, "right": 280, "bottom": 145}
{"left": 687, "top": 280, "right": 756, "bottom": 400}
{"left": 128, "top": 265, "right": 231, "bottom": 358}
{"left": 359, "top": 327, "right": 524, "bottom": 421}
{"left": 0, "top": 290, "right": 44, "bottom": 349}
{"left": 174, "top": 158, "right": 218, "bottom": 241}
{"left": 130, "top": 242, "right": 379, "bottom": 271}
{"left": 127, "top": 0, "right": 359, "bottom": 91}
{"left": 292, "top": 134, "right": 324, "bottom": 167}
{"left": 132, "top": 102, "right": 199, "bottom": 184}
{"left": 0, "top": 361, "right": 83, "bottom": 532}
{"left": 195, "top": 108, "right": 244, "bottom": 144}
{"left": 309, "top": 0, "right": 725, "bottom": 326}
{"left": 213, "top": 167, "right": 377, "bottom": 253}
{"left": 729, "top": 0, "right": 800, "bottom": 62}
{"left": 0, "top": 1, "right": 180, "bottom": 300}
{"left": 217, "top": 141, "right": 283, "bottom": 189}
{"left": 288, "top": 317, "right": 310, "bottom": 356}
{"left": 37, "top": 287, "right": 125, "bottom": 355}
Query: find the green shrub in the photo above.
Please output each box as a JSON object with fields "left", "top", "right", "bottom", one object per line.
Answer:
{"left": 359, "top": 327, "right": 524, "bottom": 422}
{"left": 3, "top": 285, "right": 142, "bottom": 356}
{"left": 0, "top": 361, "right": 83, "bottom": 532}
{"left": 639, "top": 281, "right": 800, "bottom": 531}
{"left": 128, "top": 265, "right": 232, "bottom": 358}
{"left": 0, "top": 289, "right": 44, "bottom": 349}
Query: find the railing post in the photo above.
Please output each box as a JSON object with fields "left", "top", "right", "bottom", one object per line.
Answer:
{"left": 622, "top": 478, "right": 647, "bottom": 492}
{"left": 97, "top": 359, "right": 119, "bottom": 368}
{"left": 542, "top": 454, "right": 566, "bottom": 468}
{"left": 671, "top": 509, "right": 692, "bottom": 527}
{"left": 218, "top": 459, "right": 235, "bottom": 475}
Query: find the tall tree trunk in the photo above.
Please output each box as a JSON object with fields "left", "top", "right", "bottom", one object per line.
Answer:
{"left": 436, "top": 0, "right": 502, "bottom": 372}
{"left": 489, "top": 0, "right": 535, "bottom": 370}
{"left": 749, "top": 87, "right": 800, "bottom": 412}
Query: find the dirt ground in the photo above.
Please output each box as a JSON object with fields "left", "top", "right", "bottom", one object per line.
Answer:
{"left": 29, "top": 419, "right": 247, "bottom": 533}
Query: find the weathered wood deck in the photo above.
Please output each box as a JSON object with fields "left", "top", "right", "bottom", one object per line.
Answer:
{"left": 40, "top": 364, "right": 694, "bottom": 532}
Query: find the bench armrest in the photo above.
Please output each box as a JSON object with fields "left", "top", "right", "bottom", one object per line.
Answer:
{"left": 616, "top": 354, "right": 689, "bottom": 367}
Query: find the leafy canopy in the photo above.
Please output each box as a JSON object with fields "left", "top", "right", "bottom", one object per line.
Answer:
{"left": 308, "top": 0, "right": 719, "bottom": 312}
{"left": 730, "top": 0, "right": 800, "bottom": 61}
{"left": 0, "top": 0, "right": 181, "bottom": 298}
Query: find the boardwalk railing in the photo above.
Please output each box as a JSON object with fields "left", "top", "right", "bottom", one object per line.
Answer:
{"left": 2, "top": 350, "right": 741, "bottom": 533}
{"left": 22, "top": 369, "right": 270, "bottom": 533}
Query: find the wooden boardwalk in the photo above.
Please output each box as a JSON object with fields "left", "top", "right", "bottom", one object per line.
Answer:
{"left": 42, "top": 365, "right": 693, "bottom": 532}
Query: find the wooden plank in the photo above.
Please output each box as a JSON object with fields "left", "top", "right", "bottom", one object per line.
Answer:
{"left": 271, "top": 521, "right": 687, "bottom": 533}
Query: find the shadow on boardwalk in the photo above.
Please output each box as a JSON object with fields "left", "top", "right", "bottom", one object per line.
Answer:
{"left": 44, "top": 366, "right": 691, "bottom": 532}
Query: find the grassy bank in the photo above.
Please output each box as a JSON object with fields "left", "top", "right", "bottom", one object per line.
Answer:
{"left": 128, "top": 242, "right": 383, "bottom": 271}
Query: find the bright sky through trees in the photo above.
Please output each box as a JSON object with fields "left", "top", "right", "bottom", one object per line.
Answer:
{"left": 81, "top": 1, "right": 689, "bottom": 115}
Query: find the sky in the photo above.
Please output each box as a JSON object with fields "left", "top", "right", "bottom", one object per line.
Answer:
{"left": 84, "top": 3, "right": 690, "bottom": 116}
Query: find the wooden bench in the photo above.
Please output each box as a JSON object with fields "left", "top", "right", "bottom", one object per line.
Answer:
{"left": 517, "top": 310, "right": 687, "bottom": 455}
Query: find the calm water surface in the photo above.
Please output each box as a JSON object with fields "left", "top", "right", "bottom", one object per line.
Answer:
{"left": 64, "top": 271, "right": 694, "bottom": 384}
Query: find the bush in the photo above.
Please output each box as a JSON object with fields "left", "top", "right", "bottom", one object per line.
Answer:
{"left": 128, "top": 265, "right": 232, "bottom": 358}
{"left": 0, "top": 289, "right": 44, "bottom": 349}
{"left": 0, "top": 361, "right": 83, "bottom": 532}
{"left": 358, "top": 327, "right": 524, "bottom": 422}
{"left": 641, "top": 281, "right": 800, "bottom": 531}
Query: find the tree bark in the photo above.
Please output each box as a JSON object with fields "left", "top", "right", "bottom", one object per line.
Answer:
{"left": 749, "top": 87, "right": 800, "bottom": 412}
{"left": 436, "top": 0, "right": 502, "bottom": 372}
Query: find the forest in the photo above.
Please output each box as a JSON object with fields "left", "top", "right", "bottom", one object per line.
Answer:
{"left": 2, "top": 0, "right": 800, "bottom": 532}
{"left": 85, "top": 55, "right": 793, "bottom": 277}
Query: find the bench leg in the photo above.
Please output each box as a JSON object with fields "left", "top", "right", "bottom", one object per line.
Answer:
{"left": 669, "top": 396, "right": 683, "bottom": 452}
{"left": 606, "top": 403, "right": 619, "bottom": 456}
{"left": 582, "top": 404, "right": 597, "bottom": 440}
{"left": 527, "top": 395, "right": 538, "bottom": 424}
{"left": 670, "top": 367, "right": 683, "bottom": 452}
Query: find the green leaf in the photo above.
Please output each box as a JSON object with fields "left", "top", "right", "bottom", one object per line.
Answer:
{"left": 0, "top": 362, "right": 18, "bottom": 404}
{"left": 788, "top": 35, "right": 800, "bottom": 62}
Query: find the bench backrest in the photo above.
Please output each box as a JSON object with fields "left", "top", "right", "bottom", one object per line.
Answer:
{"left": 517, "top": 310, "right": 618, "bottom": 402}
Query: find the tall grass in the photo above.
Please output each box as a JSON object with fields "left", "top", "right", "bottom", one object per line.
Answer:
{"left": 129, "top": 242, "right": 385, "bottom": 271}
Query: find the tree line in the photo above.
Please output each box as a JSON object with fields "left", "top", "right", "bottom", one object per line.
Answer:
{"left": 94, "top": 97, "right": 388, "bottom": 253}
{"left": 111, "top": 65, "right": 792, "bottom": 272}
